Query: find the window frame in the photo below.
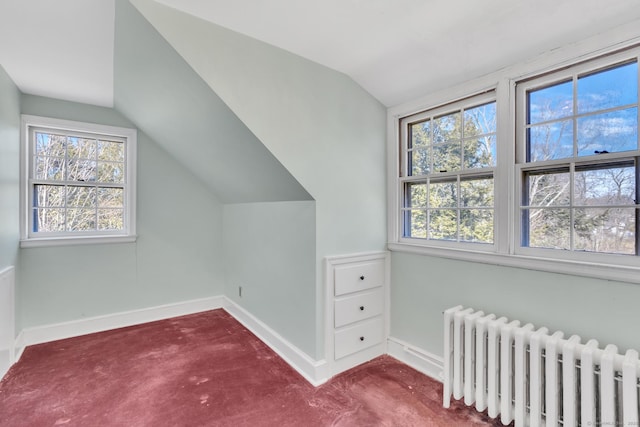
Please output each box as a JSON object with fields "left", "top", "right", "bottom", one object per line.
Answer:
{"left": 20, "top": 115, "right": 137, "bottom": 247}
{"left": 387, "top": 40, "right": 640, "bottom": 284}
{"left": 397, "top": 91, "right": 498, "bottom": 252}
{"left": 514, "top": 49, "right": 640, "bottom": 266}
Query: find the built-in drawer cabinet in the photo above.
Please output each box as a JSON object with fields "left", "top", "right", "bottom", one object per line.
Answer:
{"left": 326, "top": 252, "right": 388, "bottom": 375}
{"left": 334, "top": 287, "right": 384, "bottom": 328}
{"left": 334, "top": 317, "right": 383, "bottom": 360}
{"left": 334, "top": 260, "right": 385, "bottom": 296}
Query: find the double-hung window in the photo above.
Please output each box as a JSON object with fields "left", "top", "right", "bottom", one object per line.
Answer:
{"left": 516, "top": 51, "right": 639, "bottom": 262}
{"left": 21, "top": 116, "right": 137, "bottom": 247}
{"left": 391, "top": 44, "right": 640, "bottom": 280}
{"left": 398, "top": 92, "right": 497, "bottom": 247}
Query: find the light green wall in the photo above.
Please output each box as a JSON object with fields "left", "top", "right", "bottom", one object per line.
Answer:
{"left": 18, "top": 96, "right": 225, "bottom": 329}
{"left": 131, "top": 0, "right": 387, "bottom": 359}
{"left": 391, "top": 252, "right": 640, "bottom": 356}
{"left": 0, "top": 65, "right": 20, "bottom": 270}
{"left": 114, "top": 0, "right": 310, "bottom": 204}
{"left": 223, "top": 201, "right": 316, "bottom": 356}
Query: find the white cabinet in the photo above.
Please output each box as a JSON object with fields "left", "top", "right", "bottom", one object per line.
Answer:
{"left": 325, "top": 252, "right": 389, "bottom": 376}
{"left": 334, "top": 287, "right": 384, "bottom": 328}
{"left": 334, "top": 317, "right": 384, "bottom": 360}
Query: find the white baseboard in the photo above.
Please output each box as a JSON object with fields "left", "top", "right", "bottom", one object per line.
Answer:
{"left": 9, "top": 297, "right": 438, "bottom": 389}
{"left": 9, "top": 295, "right": 329, "bottom": 387}
{"left": 387, "top": 336, "right": 443, "bottom": 382}
{"left": 223, "top": 297, "right": 329, "bottom": 386}
{"left": 15, "top": 296, "right": 225, "bottom": 351}
{"left": 13, "top": 330, "right": 25, "bottom": 365}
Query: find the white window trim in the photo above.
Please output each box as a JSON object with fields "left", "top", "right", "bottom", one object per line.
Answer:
{"left": 20, "top": 115, "right": 137, "bottom": 248}
{"left": 387, "top": 29, "right": 640, "bottom": 285}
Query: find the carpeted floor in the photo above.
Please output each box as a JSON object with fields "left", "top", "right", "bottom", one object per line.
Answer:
{"left": 0, "top": 309, "right": 500, "bottom": 426}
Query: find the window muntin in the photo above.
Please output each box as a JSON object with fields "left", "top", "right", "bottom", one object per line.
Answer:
{"left": 518, "top": 56, "right": 640, "bottom": 257}
{"left": 22, "top": 116, "right": 136, "bottom": 244}
{"left": 400, "top": 93, "right": 496, "bottom": 245}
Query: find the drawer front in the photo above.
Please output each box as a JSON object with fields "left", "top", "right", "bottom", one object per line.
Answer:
{"left": 334, "top": 287, "right": 384, "bottom": 328}
{"left": 334, "top": 260, "right": 384, "bottom": 296}
{"left": 334, "top": 316, "right": 383, "bottom": 360}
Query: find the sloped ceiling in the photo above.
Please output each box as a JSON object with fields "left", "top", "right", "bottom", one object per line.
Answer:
{"left": 114, "top": 0, "right": 312, "bottom": 203}
{"left": 2, "top": 1, "right": 640, "bottom": 108}
{"left": 154, "top": 0, "right": 640, "bottom": 106}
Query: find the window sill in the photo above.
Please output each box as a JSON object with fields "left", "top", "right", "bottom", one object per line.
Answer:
{"left": 387, "top": 242, "right": 640, "bottom": 285}
{"left": 20, "top": 235, "right": 137, "bottom": 248}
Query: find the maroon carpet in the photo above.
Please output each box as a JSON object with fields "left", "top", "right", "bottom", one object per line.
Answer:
{"left": 0, "top": 309, "right": 500, "bottom": 426}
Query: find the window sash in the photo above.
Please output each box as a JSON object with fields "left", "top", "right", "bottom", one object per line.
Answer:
{"left": 516, "top": 50, "right": 640, "bottom": 164}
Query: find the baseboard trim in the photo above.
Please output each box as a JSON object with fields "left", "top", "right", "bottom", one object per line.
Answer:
{"left": 11, "top": 295, "right": 329, "bottom": 387}
{"left": 223, "top": 297, "right": 329, "bottom": 386}
{"left": 13, "top": 330, "right": 25, "bottom": 365}
{"left": 387, "top": 336, "right": 443, "bottom": 382}
{"left": 15, "top": 296, "right": 225, "bottom": 350}
{"left": 11, "top": 299, "right": 440, "bottom": 388}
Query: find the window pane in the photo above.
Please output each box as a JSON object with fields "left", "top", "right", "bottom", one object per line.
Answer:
{"left": 410, "top": 148, "right": 429, "bottom": 175}
{"left": 66, "top": 208, "right": 96, "bottom": 231}
{"left": 410, "top": 120, "right": 430, "bottom": 148}
{"left": 524, "top": 169, "right": 570, "bottom": 206}
{"left": 35, "top": 156, "right": 65, "bottom": 181}
{"left": 67, "top": 186, "right": 96, "bottom": 208}
{"left": 428, "top": 209, "right": 457, "bottom": 240}
{"left": 574, "top": 208, "right": 635, "bottom": 255}
{"left": 34, "top": 208, "right": 65, "bottom": 232}
{"left": 432, "top": 142, "right": 461, "bottom": 172}
{"left": 429, "top": 181, "right": 457, "bottom": 207}
{"left": 464, "top": 102, "right": 496, "bottom": 136}
{"left": 575, "top": 165, "right": 635, "bottom": 206}
{"left": 97, "top": 163, "right": 125, "bottom": 184}
{"left": 433, "top": 112, "right": 460, "bottom": 143}
{"left": 66, "top": 159, "right": 97, "bottom": 182}
{"left": 460, "top": 209, "right": 493, "bottom": 243}
{"left": 463, "top": 136, "right": 496, "bottom": 168}
{"left": 461, "top": 178, "right": 493, "bottom": 207}
{"left": 98, "top": 209, "right": 124, "bottom": 231}
{"left": 528, "top": 120, "right": 573, "bottom": 161}
{"left": 98, "top": 140, "right": 125, "bottom": 162}
{"left": 405, "top": 183, "right": 427, "bottom": 208}
{"left": 577, "top": 108, "right": 638, "bottom": 156}
{"left": 528, "top": 80, "right": 573, "bottom": 124}
{"left": 34, "top": 185, "right": 65, "bottom": 208}
{"left": 35, "top": 132, "right": 66, "bottom": 157}
{"left": 67, "top": 137, "right": 97, "bottom": 160}
{"left": 525, "top": 208, "right": 571, "bottom": 249}
{"left": 405, "top": 209, "right": 427, "bottom": 238}
{"left": 578, "top": 62, "right": 638, "bottom": 114}
{"left": 98, "top": 187, "right": 124, "bottom": 208}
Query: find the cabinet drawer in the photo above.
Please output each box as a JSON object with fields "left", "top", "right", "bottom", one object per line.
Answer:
{"left": 334, "top": 287, "right": 384, "bottom": 328}
{"left": 334, "top": 260, "right": 384, "bottom": 296}
{"left": 334, "top": 316, "right": 383, "bottom": 360}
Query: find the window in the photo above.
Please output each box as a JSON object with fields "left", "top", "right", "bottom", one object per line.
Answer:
{"left": 399, "top": 92, "right": 496, "bottom": 247}
{"left": 516, "top": 54, "right": 639, "bottom": 260}
{"left": 21, "top": 116, "right": 137, "bottom": 247}
{"left": 389, "top": 44, "right": 640, "bottom": 282}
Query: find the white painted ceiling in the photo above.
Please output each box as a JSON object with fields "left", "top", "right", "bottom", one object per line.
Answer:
{"left": 0, "top": 0, "right": 115, "bottom": 107}
{"left": 2, "top": 0, "right": 640, "bottom": 107}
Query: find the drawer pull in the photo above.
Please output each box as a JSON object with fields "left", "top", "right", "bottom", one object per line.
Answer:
{"left": 359, "top": 275, "right": 365, "bottom": 280}
{"left": 359, "top": 306, "right": 365, "bottom": 311}
{"left": 359, "top": 336, "right": 365, "bottom": 341}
